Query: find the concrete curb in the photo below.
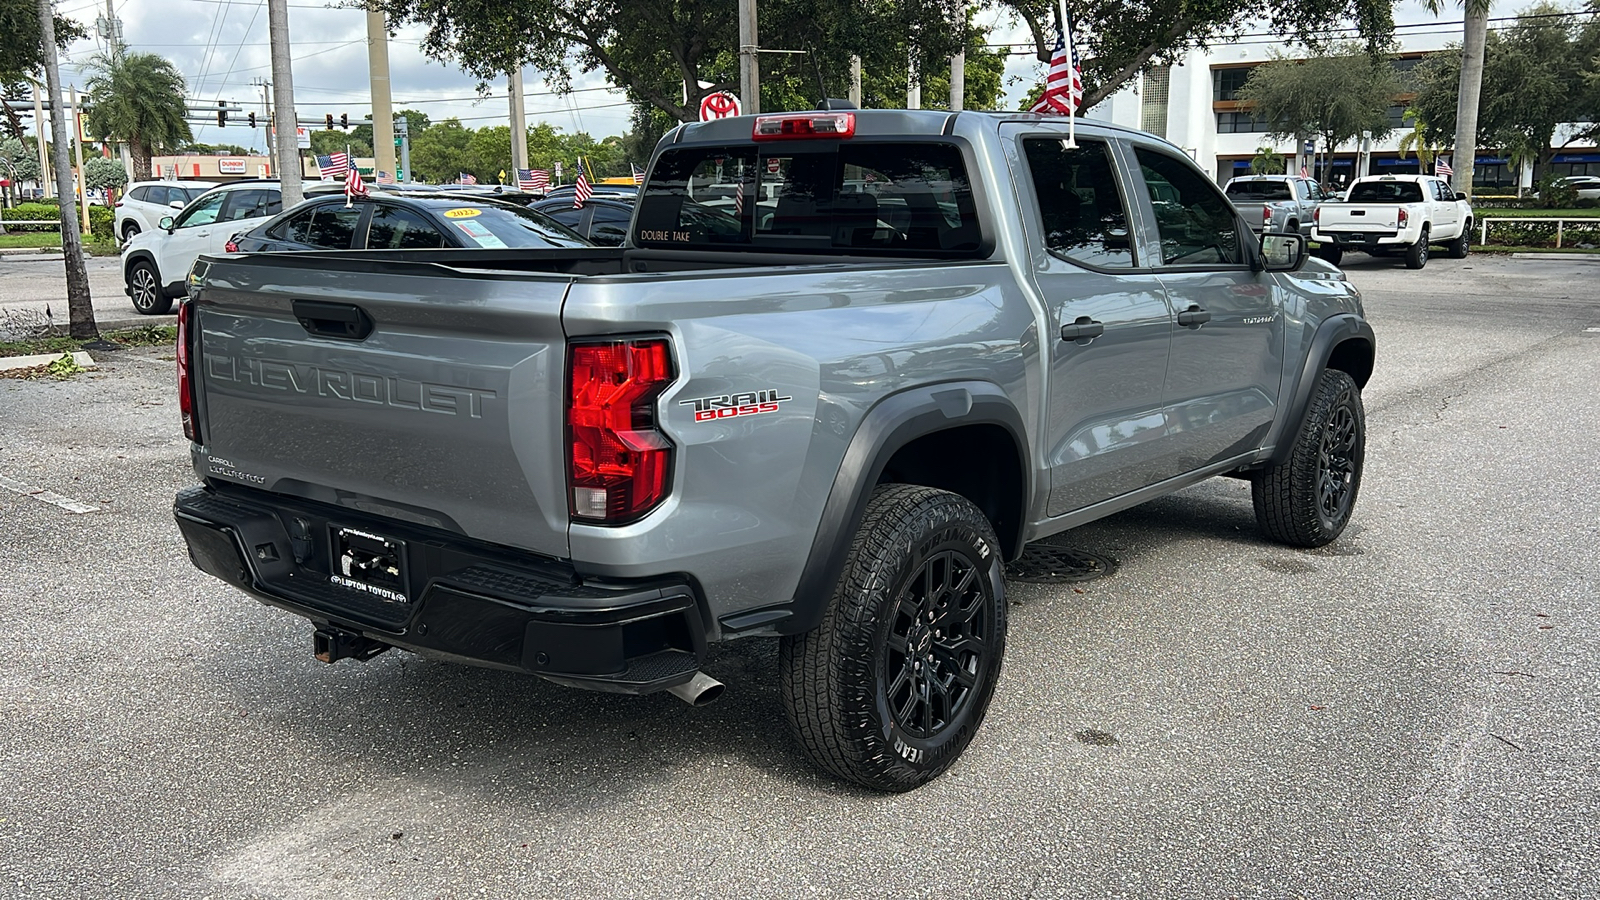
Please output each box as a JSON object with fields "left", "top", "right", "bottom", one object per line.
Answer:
{"left": 1511, "top": 252, "right": 1600, "bottom": 261}
{"left": 0, "top": 350, "right": 96, "bottom": 374}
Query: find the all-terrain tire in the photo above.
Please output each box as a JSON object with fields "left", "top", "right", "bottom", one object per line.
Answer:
{"left": 1447, "top": 222, "right": 1471, "bottom": 259}
{"left": 1316, "top": 243, "right": 1343, "bottom": 265}
{"left": 1253, "top": 369, "right": 1366, "bottom": 548}
{"left": 1405, "top": 226, "right": 1430, "bottom": 269}
{"left": 780, "top": 484, "right": 1007, "bottom": 792}
{"left": 127, "top": 260, "right": 172, "bottom": 315}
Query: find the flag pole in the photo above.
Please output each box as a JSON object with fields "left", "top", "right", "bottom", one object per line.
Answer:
{"left": 1062, "top": 0, "right": 1076, "bottom": 149}
{"left": 345, "top": 143, "right": 353, "bottom": 208}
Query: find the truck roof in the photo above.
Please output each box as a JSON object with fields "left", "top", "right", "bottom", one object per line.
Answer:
{"left": 663, "top": 108, "right": 1163, "bottom": 147}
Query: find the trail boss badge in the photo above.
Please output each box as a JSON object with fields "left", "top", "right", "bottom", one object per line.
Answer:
{"left": 679, "top": 389, "right": 792, "bottom": 422}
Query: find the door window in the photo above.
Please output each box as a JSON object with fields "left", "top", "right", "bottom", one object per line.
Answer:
{"left": 587, "top": 205, "right": 632, "bottom": 246}
{"left": 220, "top": 189, "right": 282, "bottom": 222}
{"left": 367, "top": 206, "right": 447, "bottom": 249}
{"left": 1135, "top": 147, "right": 1245, "bottom": 266}
{"left": 1022, "top": 138, "right": 1135, "bottom": 268}
{"left": 174, "top": 192, "right": 225, "bottom": 228}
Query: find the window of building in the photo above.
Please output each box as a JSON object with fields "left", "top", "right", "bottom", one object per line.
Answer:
{"left": 1212, "top": 67, "right": 1251, "bottom": 102}
{"left": 1142, "top": 66, "right": 1171, "bottom": 139}
{"left": 1216, "top": 111, "right": 1273, "bottom": 134}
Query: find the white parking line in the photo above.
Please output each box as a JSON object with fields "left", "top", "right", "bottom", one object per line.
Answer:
{"left": 0, "top": 474, "right": 100, "bottom": 514}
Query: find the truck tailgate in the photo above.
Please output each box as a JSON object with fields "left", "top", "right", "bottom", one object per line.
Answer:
{"left": 1319, "top": 205, "right": 1401, "bottom": 231}
{"left": 191, "top": 255, "right": 573, "bottom": 560}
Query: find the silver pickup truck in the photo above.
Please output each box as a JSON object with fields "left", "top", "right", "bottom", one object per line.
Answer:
{"left": 1223, "top": 175, "right": 1329, "bottom": 236}
{"left": 174, "top": 109, "right": 1375, "bottom": 792}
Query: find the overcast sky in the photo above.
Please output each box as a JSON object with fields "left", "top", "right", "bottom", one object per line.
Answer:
{"left": 40, "top": 0, "right": 1587, "bottom": 154}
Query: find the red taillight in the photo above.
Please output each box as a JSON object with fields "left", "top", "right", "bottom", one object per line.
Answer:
{"left": 1262, "top": 205, "right": 1272, "bottom": 225}
{"left": 752, "top": 113, "right": 855, "bottom": 140}
{"left": 1313, "top": 206, "right": 1321, "bottom": 225}
{"left": 224, "top": 239, "right": 240, "bottom": 252}
{"left": 1397, "top": 207, "right": 1409, "bottom": 227}
{"left": 176, "top": 301, "right": 200, "bottom": 443}
{"left": 567, "top": 338, "right": 675, "bottom": 523}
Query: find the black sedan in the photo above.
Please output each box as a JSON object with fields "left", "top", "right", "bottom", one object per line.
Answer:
{"left": 230, "top": 194, "right": 590, "bottom": 253}
{"left": 531, "top": 196, "right": 636, "bottom": 247}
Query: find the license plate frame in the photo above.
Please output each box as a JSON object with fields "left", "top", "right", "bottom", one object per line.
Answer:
{"left": 330, "top": 525, "right": 411, "bottom": 604}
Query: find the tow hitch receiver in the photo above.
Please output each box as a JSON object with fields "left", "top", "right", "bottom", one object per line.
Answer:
{"left": 313, "top": 626, "right": 390, "bottom": 663}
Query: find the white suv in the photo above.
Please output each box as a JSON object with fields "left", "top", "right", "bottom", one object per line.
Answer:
{"left": 121, "top": 181, "right": 282, "bottom": 314}
{"left": 115, "top": 181, "right": 218, "bottom": 242}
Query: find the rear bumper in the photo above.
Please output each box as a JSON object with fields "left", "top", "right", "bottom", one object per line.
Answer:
{"left": 1312, "top": 229, "right": 1407, "bottom": 248}
{"left": 174, "top": 485, "right": 707, "bottom": 694}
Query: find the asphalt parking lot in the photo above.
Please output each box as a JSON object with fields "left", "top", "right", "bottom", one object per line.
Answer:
{"left": 0, "top": 254, "right": 171, "bottom": 334}
{"left": 1, "top": 253, "right": 1597, "bottom": 898}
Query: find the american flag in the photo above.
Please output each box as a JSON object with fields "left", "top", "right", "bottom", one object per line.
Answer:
{"left": 1435, "top": 158, "right": 1453, "bottom": 178}
{"left": 573, "top": 160, "right": 593, "bottom": 208}
{"left": 1029, "top": 9, "right": 1083, "bottom": 116}
{"left": 327, "top": 151, "right": 349, "bottom": 176}
{"left": 458, "top": 172, "right": 478, "bottom": 185}
{"left": 631, "top": 163, "right": 646, "bottom": 185}
{"left": 517, "top": 168, "right": 549, "bottom": 192}
{"left": 345, "top": 154, "right": 368, "bottom": 203}
{"left": 375, "top": 170, "right": 395, "bottom": 185}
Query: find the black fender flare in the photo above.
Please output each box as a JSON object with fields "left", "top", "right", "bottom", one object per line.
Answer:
{"left": 747, "top": 381, "right": 1030, "bottom": 637}
{"left": 1263, "top": 313, "right": 1376, "bottom": 465}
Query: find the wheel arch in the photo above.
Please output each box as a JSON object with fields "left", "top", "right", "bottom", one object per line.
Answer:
{"left": 123, "top": 249, "right": 159, "bottom": 282}
{"left": 1262, "top": 314, "right": 1375, "bottom": 465}
{"left": 772, "top": 382, "right": 1030, "bottom": 637}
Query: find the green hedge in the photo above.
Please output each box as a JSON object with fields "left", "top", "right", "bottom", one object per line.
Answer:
{"left": 1, "top": 202, "right": 113, "bottom": 240}
{"left": 1480, "top": 218, "right": 1600, "bottom": 248}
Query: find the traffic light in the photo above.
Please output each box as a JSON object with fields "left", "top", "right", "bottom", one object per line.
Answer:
{"left": 216, "top": 101, "right": 227, "bottom": 127}
{"left": 339, "top": 113, "right": 348, "bottom": 129}
{"left": 248, "top": 112, "right": 257, "bottom": 128}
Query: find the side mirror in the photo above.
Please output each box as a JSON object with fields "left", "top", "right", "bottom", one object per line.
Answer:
{"left": 1260, "top": 233, "right": 1307, "bottom": 272}
{"left": 159, "top": 216, "right": 175, "bottom": 231}
{"left": 169, "top": 200, "right": 185, "bottom": 209}
{"left": 1454, "top": 191, "right": 1467, "bottom": 201}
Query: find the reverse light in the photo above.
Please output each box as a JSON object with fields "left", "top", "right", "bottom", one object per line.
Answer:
{"left": 567, "top": 338, "right": 675, "bottom": 524}
{"left": 176, "top": 300, "right": 200, "bottom": 443}
{"left": 752, "top": 113, "right": 856, "bottom": 140}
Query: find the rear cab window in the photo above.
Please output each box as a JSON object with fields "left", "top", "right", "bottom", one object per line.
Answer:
{"left": 1224, "top": 181, "right": 1292, "bottom": 202}
{"left": 635, "top": 141, "right": 983, "bottom": 256}
{"left": 1348, "top": 181, "right": 1424, "bottom": 203}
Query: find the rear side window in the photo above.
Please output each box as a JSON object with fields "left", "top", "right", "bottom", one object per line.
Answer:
{"left": 636, "top": 142, "right": 982, "bottom": 256}
{"left": 588, "top": 205, "right": 632, "bottom": 246}
{"left": 1135, "top": 147, "right": 1246, "bottom": 267}
{"left": 129, "top": 186, "right": 151, "bottom": 203}
{"left": 1225, "top": 181, "right": 1292, "bottom": 202}
{"left": 367, "top": 206, "right": 447, "bottom": 249}
{"left": 277, "top": 204, "right": 363, "bottom": 248}
{"left": 220, "top": 189, "right": 282, "bottom": 222}
{"left": 1348, "top": 181, "right": 1424, "bottom": 203}
{"left": 1022, "top": 138, "right": 1134, "bottom": 269}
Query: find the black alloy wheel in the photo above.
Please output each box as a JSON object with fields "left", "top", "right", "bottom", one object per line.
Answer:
{"left": 881, "top": 546, "right": 993, "bottom": 741}
{"left": 1315, "top": 391, "right": 1360, "bottom": 532}
{"left": 1252, "top": 368, "right": 1366, "bottom": 548}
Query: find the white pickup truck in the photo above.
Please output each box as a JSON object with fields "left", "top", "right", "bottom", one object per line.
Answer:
{"left": 1310, "top": 174, "right": 1473, "bottom": 269}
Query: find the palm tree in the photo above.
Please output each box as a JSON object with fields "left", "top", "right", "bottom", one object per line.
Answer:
{"left": 1426, "top": 0, "right": 1493, "bottom": 200}
{"left": 1396, "top": 107, "right": 1440, "bottom": 171}
{"left": 82, "top": 46, "right": 191, "bottom": 180}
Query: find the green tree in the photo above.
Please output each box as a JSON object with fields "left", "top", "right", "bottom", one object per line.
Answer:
{"left": 409, "top": 117, "right": 473, "bottom": 183}
{"left": 1002, "top": 0, "right": 1395, "bottom": 112}
{"left": 0, "top": 0, "right": 86, "bottom": 138}
{"left": 308, "top": 129, "right": 372, "bottom": 160}
{"left": 0, "top": 134, "right": 41, "bottom": 206}
{"left": 81, "top": 46, "right": 192, "bottom": 180}
{"left": 83, "top": 155, "right": 126, "bottom": 203}
{"left": 1250, "top": 146, "right": 1285, "bottom": 175}
{"left": 1395, "top": 107, "right": 1440, "bottom": 171}
{"left": 1238, "top": 45, "right": 1399, "bottom": 182}
{"left": 1413, "top": 5, "right": 1590, "bottom": 177}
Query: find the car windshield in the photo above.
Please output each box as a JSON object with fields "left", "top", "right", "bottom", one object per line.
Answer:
{"left": 1348, "top": 181, "right": 1424, "bottom": 203}
{"left": 428, "top": 202, "right": 590, "bottom": 249}
{"left": 1225, "top": 181, "right": 1292, "bottom": 201}
{"left": 635, "top": 141, "right": 983, "bottom": 257}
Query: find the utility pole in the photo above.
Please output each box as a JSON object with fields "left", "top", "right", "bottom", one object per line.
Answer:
{"left": 907, "top": 50, "right": 920, "bottom": 109}
{"left": 257, "top": 79, "right": 274, "bottom": 158}
{"left": 31, "top": 80, "right": 52, "bottom": 197}
{"left": 738, "top": 0, "right": 759, "bottom": 116}
{"left": 849, "top": 56, "right": 861, "bottom": 107}
{"left": 267, "top": 0, "right": 304, "bottom": 206}
{"left": 35, "top": 0, "right": 97, "bottom": 340}
{"left": 508, "top": 69, "right": 528, "bottom": 175}
{"left": 69, "top": 86, "right": 90, "bottom": 236}
{"left": 366, "top": 7, "right": 395, "bottom": 182}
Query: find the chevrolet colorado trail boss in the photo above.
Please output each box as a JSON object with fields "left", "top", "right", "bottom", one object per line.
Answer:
{"left": 173, "top": 109, "right": 1375, "bottom": 792}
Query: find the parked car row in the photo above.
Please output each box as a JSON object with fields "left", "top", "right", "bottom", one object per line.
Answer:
{"left": 121, "top": 180, "right": 615, "bottom": 314}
